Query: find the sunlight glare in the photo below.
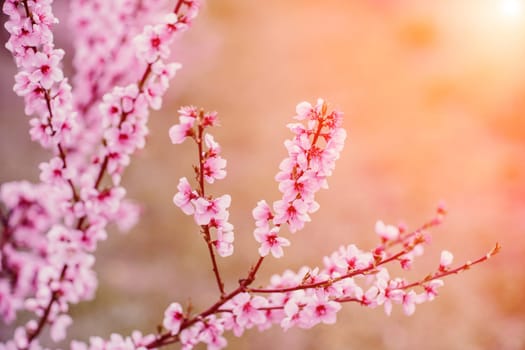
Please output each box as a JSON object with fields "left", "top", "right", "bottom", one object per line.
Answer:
{"left": 500, "top": 0, "right": 523, "bottom": 19}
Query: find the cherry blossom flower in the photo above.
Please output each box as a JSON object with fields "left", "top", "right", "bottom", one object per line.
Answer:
{"left": 304, "top": 297, "right": 341, "bottom": 325}
{"left": 163, "top": 302, "right": 184, "bottom": 335}
{"left": 231, "top": 293, "right": 268, "bottom": 327}
{"left": 169, "top": 115, "right": 195, "bottom": 144}
{"left": 173, "top": 177, "right": 198, "bottom": 215}
{"left": 29, "top": 51, "right": 64, "bottom": 89}
{"left": 375, "top": 220, "right": 400, "bottom": 241}
{"left": 440, "top": 250, "right": 454, "bottom": 270}
{"left": 193, "top": 195, "right": 231, "bottom": 226}
{"left": 214, "top": 227, "right": 234, "bottom": 257}
{"left": 252, "top": 200, "right": 274, "bottom": 228}
{"left": 254, "top": 226, "right": 290, "bottom": 258}
{"left": 273, "top": 198, "right": 310, "bottom": 233}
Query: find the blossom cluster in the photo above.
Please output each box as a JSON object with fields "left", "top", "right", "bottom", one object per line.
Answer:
{"left": 170, "top": 106, "right": 234, "bottom": 258}
{"left": 253, "top": 99, "right": 346, "bottom": 258}
{"left": 145, "top": 101, "right": 499, "bottom": 350}
{"left": 1, "top": 0, "right": 201, "bottom": 348}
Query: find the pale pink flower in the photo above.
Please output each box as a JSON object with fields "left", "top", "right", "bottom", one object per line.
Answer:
{"left": 375, "top": 220, "right": 400, "bottom": 241}
{"left": 254, "top": 226, "right": 290, "bottom": 258}
{"left": 151, "top": 61, "right": 181, "bottom": 89}
{"left": 273, "top": 198, "right": 310, "bottom": 233}
{"left": 13, "top": 71, "right": 34, "bottom": 96}
{"left": 29, "top": 51, "right": 64, "bottom": 89}
{"left": 134, "top": 25, "right": 170, "bottom": 63}
{"left": 144, "top": 82, "right": 164, "bottom": 110}
{"left": 202, "top": 111, "right": 219, "bottom": 127}
{"left": 214, "top": 227, "right": 234, "bottom": 257}
{"left": 173, "top": 177, "right": 198, "bottom": 215}
{"left": 423, "top": 279, "right": 444, "bottom": 301}
{"left": 231, "top": 293, "right": 267, "bottom": 327}
{"left": 39, "top": 157, "right": 68, "bottom": 185}
{"left": 203, "top": 156, "right": 227, "bottom": 184}
{"left": 113, "top": 200, "right": 141, "bottom": 233}
{"left": 193, "top": 195, "right": 231, "bottom": 226}
{"left": 169, "top": 116, "right": 195, "bottom": 144}
{"left": 280, "top": 297, "right": 311, "bottom": 330}
{"left": 440, "top": 250, "right": 454, "bottom": 269}
{"left": 295, "top": 101, "right": 313, "bottom": 120}
{"left": 180, "top": 323, "right": 203, "bottom": 350}
{"left": 304, "top": 297, "right": 341, "bottom": 325}
{"left": 50, "top": 314, "right": 72, "bottom": 342}
{"left": 163, "top": 302, "right": 184, "bottom": 335}
{"left": 278, "top": 174, "right": 316, "bottom": 203}
{"left": 252, "top": 200, "right": 273, "bottom": 228}
{"left": 402, "top": 291, "right": 418, "bottom": 316}
{"left": 198, "top": 316, "right": 227, "bottom": 350}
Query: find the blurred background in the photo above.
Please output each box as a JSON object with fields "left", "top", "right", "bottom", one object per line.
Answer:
{"left": 1, "top": 0, "right": 524, "bottom": 349}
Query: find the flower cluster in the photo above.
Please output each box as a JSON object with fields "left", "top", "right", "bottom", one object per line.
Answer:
{"left": 1, "top": 0, "right": 201, "bottom": 348}
{"left": 170, "top": 106, "right": 234, "bottom": 259}
{"left": 253, "top": 99, "right": 346, "bottom": 258}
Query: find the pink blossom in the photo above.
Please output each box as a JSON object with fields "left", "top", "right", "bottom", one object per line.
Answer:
{"left": 13, "top": 71, "right": 34, "bottom": 96}
{"left": 273, "top": 199, "right": 310, "bottom": 233}
{"left": 214, "top": 227, "right": 234, "bottom": 257}
{"left": 193, "top": 195, "right": 231, "bottom": 226}
{"left": 198, "top": 316, "right": 227, "bottom": 350}
{"left": 280, "top": 297, "right": 310, "bottom": 330}
{"left": 423, "top": 279, "right": 444, "bottom": 301}
{"left": 375, "top": 220, "right": 400, "bottom": 241}
{"left": 180, "top": 323, "right": 203, "bottom": 350}
{"left": 231, "top": 293, "right": 268, "bottom": 327}
{"left": 254, "top": 226, "right": 290, "bottom": 258}
{"left": 50, "top": 314, "right": 72, "bottom": 342}
{"left": 152, "top": 61, "right": 181, "bottom": 89}
{"left": 203, "top": 156, "right": 227, "bottom": 184}
{"left": 402, "top": 290, "right": 419, "bottom": 316}
{"left": 440, "top": 250, "right": 454, "bottom": 269}
{"left": 202, "top": 111, "right": 219, "bottom": 127}
{"left": 113, "top": 200, "right": 141, "bottom": 233}
{"left": 252, "top": 200, "right": 273, "bottom": 228}
{"left": 304, "top": 297, "right": 341, "bottom": 325}
{"left": 29, "top": 51, "right": 64, "bottom": 89}
{"left": 163, "top": 302, "right": 184, "bottom": 335}
{"left": 173, "top": 177, "right": 198, "bottom": 215}
{"left": 295, "top": 101, "right": 313, "bottom": 120}
{"left": 38, "top": 157, "right": 69, "bottom": 185}
{"left": 134, "top": 24, "right": 170, "bottom": 63}
{"left": 169, "top": 116, "right": 195, "bottom": 144}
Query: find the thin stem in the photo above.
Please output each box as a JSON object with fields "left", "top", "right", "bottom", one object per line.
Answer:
{"left": 195, "top": 116, "right": 225, "bottom": 296}
{"left": 174, "top": 0, "right": 185, "bottom": 13}
{"left": 0, "top": 208, "right": 13, "bottom": 276}
{"left": 22, "top": 0, "right": 35, "bottom": 24}
{"left": 93, "top": 156, "right": 109, "bottom": 190}
{"left": 137, "top": 63, "right": 152, "bottom": 91}
{"left": 382, "top": 215, "right": 442, "bottom": 252}
{"left": 203, "top": 225, "right": 225, "bottom": 296}
{"left": 24, "top": 265, "right": 68, "bottom": 348}
{"left": 401, "top": 242, "right": 501, "bottom": 290}
{"left": 43, "top": 90, "right": 80, "bottom": 202}
{"left": 247, "top": 248, "right": 411, "bottom": 294}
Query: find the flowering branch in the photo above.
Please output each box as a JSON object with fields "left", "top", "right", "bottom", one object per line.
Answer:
{"left": 1, "top": 0, "right": 201, "bottom": 348}
{"left": 150, "top": 100, "right": 499, "bottom": 349}
{"left": 1, "top": 1, "right": 499, "bottom": 350}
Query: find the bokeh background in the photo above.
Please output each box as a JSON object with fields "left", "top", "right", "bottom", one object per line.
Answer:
{"left": 1, "top": 0, "right": 524, "bottom": 349}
